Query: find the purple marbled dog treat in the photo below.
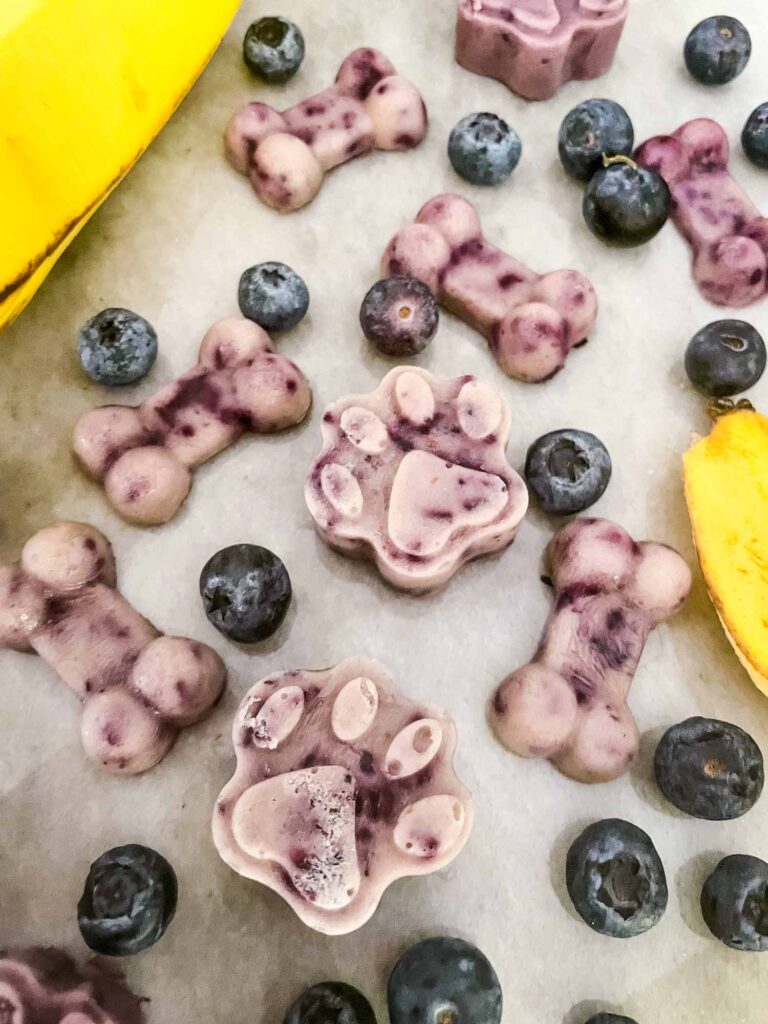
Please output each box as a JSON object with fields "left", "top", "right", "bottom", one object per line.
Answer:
{"left": 0, "top": 522, "right": 226, "bottom": 774}
{"left": 382, "top": 194, "right": 597, "bottom": 383}
{"left": 225, "top": 47, "right": 428, "bottom": 212}
{"left": 305, "top": 366, "right": 528, "bottom": 592}
{"left": 213, "top": 657, "right": 473, "bottom": 935}
{"left": 491, "top": 518, "right": 691, "bottom": 783}
{"left": 455, "top": 0, "right": 629, "bottom": 102}
{"left": 636, "top": 119, "right": 768, "bottom": 307}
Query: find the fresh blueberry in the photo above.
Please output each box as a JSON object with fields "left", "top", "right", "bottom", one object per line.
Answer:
{"left": 525, "top": 429, "right": 611, "bottom": 516}
{"left": 283, "top": 983, "right": 377, "bottom": 1024}
{"left": 77, "top": 308, "right": 158, "bottom": 386}
{"left": 654, "top": 717, "right": 764, "bottom": 821}
{"left": 701, "top": 854, "right": 768, "bottom": 951}
{"left": 684, "top": 320, "right": 766, "bottom": 397}
{"left": 684, "top": 16, "right": 751, "bottom": 86}
{"left": 388, "top": 937, "right": 502, "bottom": 1024}
{"left": 558, "top": 99, "right": 634, "bottom": 183}
{"left": 585, "top": 1016, "right": 638, "bottom": 1024}
{"left": 743, "top": 103, "right": 768, "bottom": 170}
{"left": 243, "top": 17, "right": 305, "bottom": 84}
{"left": 583, "top": 158, "right": 670, "bottom": 247}
{"left": 360, "top": 276, "right": 439, "bottom": 357}
{"left": 77, "top": 844, "right": 177, "bottom": 957}
{"left": 239, "top": 262, "right": 309, "bottom": 332}
{"left": 566, "top": 819, "right": 668, "bottom": 939}
{"left": 200, "top": 544, "right": 291, "bottom": 643}
{"left": 448, "top": 113, "right": 522, "bottom": 186}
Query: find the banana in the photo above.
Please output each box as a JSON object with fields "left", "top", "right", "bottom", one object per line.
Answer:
{"left": 0, "top": 0, "right": 240, "bottom": 330}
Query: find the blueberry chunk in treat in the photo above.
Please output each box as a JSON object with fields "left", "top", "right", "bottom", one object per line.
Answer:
{"left": 684, "top": 16, "right": 751, "bottom": 86}
{"left": 685, "top": 320, "right": 766, "bottom": 397}
{"left": 558, "top": 99, "right": 634, "bottom": 183}
{"left": 243, "top": 16, "right": 305, "bottom": 84}
{"left": 388, "top": 937, "right": 502, "bottom": 1024}
{"left": 448, "top": 112, "right": 522, "bottom": 186}
{"left": 284, "top": 983, "right": 376, "bottom": 1024}
{"left": 743, "top": 103, "right": 768, "bottom": 170}
{"left": 583, "top": 158, "right": 670, "bottom": 247}
{"left": 585, "top": 1015, "right": 638, "bottom": 1024}
{"left": 200, "top": 544, "right": 291, "bottom": 643}
{"left": 77, "top": 308, "right": 158, "bottom": 386}
{"left": 701, "top": 855, "right": 768, "bottom": 951}
{"left": 525, "top": 429, "right": 611, "bottom": 515}
{"left": 359, "top": 276, "right": 439, "bottom": 357}
{"left": 238, "top": 262, "right": 310, "bottom": 331}
{"left": 77, "top": 844, "right": 178, "bottom": 956}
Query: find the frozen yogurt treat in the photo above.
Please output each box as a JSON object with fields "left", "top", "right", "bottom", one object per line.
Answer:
{"left": 213, "top": 658, "right": 473, "bottom": 934}
{"left": 226, "top": 47, "right": 428, "bottom": 212}
{"left": 382, "top": 194, "right": 597, "bottom": 383}
{"left": 636, "top": 119, "right": 768, "bottom": 307}
{"left": 0, "top": 522, "right": 226, "bottom": 774}
{"left": 73, "top": 317, "right": 311, "bottom": 525}
{"left": 305, "top": 366, "right": 528, "bottom": 592}
{"left": 491, "top": 518, "right": 691, "bottom": 783}
{"left": 455, "top": 0, "right": 629, "bottom": 102}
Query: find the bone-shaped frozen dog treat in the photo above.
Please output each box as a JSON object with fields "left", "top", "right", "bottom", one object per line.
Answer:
{"left": 73, "top": 317, "right": 311, "bottom": 525}
{"left": 0, "top": 948, "right": 145, "bottom": 1024}
{"left": 382, "top": 194, "right": 597, "bottom": 383}
{"left": 636, "top": 119, "right": 768, "bottom": 307}
{"left": 0, "top": 522, "right": 226, "bottom": 774}
{"left": 213, "top": 658, "right": 473, "bottom": 934}
{"left": 455, "top": 0, "right": 629, "bottom": 102}
{"left": 225, "top": 47, "right": 428, "bottom": 212}
{"left": 305, "top": 366, "right": 528, "bottom": 592}
{"left": 491, "top": 518, "right": 691, "bottom": 783}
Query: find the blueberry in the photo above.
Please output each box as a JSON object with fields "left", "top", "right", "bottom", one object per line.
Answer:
{"left": 448, "top": 113, "right": 522, "bottom": 186}
{"left": 701, "top": 855, "right": 768, "bottom": 951}
{"left": 583, "top": 158, "right": 670, "bottom": 247}
{"left": 525, "top": 429, "right": 611, "bottom": 516}
{"left": 558, "top": 99, "right": 634, "bottom": 183}
{"left": 685, "top": 320, "right": 766, "bottom": 397}
{"left": 743, "top": 103, "right": 768, "bottom": 170}
{"left": 388, "top": 937, "right": 502, "bottom": 1024}
{"left": 243, "top": 17, "right": 305, "bottom": 84}
{"left": 585, "top": 1016, "right": 638, "bottom": 1024}
{"left": 360, "top": 277, "right": 439, "bottom": 357}
{"left": 684, "top": 16, "right": 751, "bottom": 86}
{"left": 77, "top": 844, "right": 177, "bottom": 957}
{"left": 565, "top": 819, "right": 668, "bottom": 939}
{"left": 283, "top": 983, "right": 376, "bottom": 1024}
{"left": 199, "top": 544, "right": 291, "bottom": 643}
{"left": 239, "top": 262, "right": 309, "bottom": 332}
{"left": 77, "top": 308, "right": 158, "bottom": 386}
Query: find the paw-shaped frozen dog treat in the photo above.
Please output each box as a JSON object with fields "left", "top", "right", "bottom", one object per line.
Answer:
{"left": 73, "top": 317, "right": 311, "bottom": 525}
{"left": 382, "top": 194, "right": 597, "bottom": 383}
{"left": 636, "top": 119, "right": 768, "bottom": 307}
{"left": 0, "top": 947, "right": 144, "bottom": 1024}
{"left": 305, "top": 366, "right": 528, "bottom": 592}
{"left": 491, "top": 518, "right": 691, "bottom": 783}
{"left": 225, "top": 47, "right": 427, "bottom": 212}
{"left": 0, "top": 522, "right": 226, "bottom": 774}
{"left": 456, "top": 0, "right": 629, "bottom": 102}
{"left": 213, "top": 658, "right": 473, "bottom": 934}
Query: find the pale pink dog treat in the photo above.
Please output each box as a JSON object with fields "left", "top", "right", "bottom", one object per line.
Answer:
{"left": 0, "top": 521, "right": 226, "bottom": 774}
{"left": 636, "top": 119, "right": 768, "bottom": 307}
{"left": 305, "top": 366, "right": 528, "bottom": 592}
{"left": 226, "top": 47, "right": 428, "bottom": 212}
{"left": 0, "top": 948, "right": 144, "bottom": 1024}
{"left": 456, "top": 0, "right": 628, "bottom": 102}
{"left": 491, "top": 518, "right": 691, "bottom": 783}
{"left": 382, "top": 194, "right": 597, "bottom": 383}
{"left": 213, "top": 657, "right": 473, "bottom": 935}
{"left": 73, "top": 318, "right": 311, "bottom": 525}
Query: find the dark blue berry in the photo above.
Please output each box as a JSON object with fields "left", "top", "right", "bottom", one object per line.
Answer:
{"left": 684, "top": 17, "right": 751, "bottom": 86}
{"left": 743, "top": 103, "right": 768, "bottom": 170}
{"left": 360, "top": 276, "right": 439, "bottom": 357}
{"left": 243, "top": 17, "right": 305, "bottom": 84}
{"left": 525, "top": 429, "right": 611, "bottom": 516}
{"left": 685, "top": 320, "right": 766, "bottom": 397}
{"left": 283, "top": 983, "right": 376, "bottom": 1024}
{"left": 239, "top": 262, "right": 309, "bottom": 332}
{"left": 586, "top": 1016, "right": 638, "bottom": 1024}
{"left": 448, "top": 113, "right": 522, "bottom": 186}
{"left": 654, "top": 717, "right": 764, "bottom": 820}
{"left": 701, "top": 855, "right": 768, "bottom": 951}
{"left": 77, "top": 308, "right": 157, "bottom": 386}
{"left": 77, "top": 844, "right": 177, "bottom": 957}
{"left": 566, "top": 819, "right": 668, "bottom": 939}
{"left": 388, "top": 937, "right": 502, "bottom": 1024}
{"left": 583, "top": 158, "right": 670, "bottom": 246}
{"left": 558, "top": 99, "right": 634, "bottom": 183}
{"left": 200, "top": 544, "right": 291, "bottom": 643}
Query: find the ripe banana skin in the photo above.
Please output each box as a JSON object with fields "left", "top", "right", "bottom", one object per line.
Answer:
{"left": 0, "top": 0, "right": 240, "bottom": 331}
